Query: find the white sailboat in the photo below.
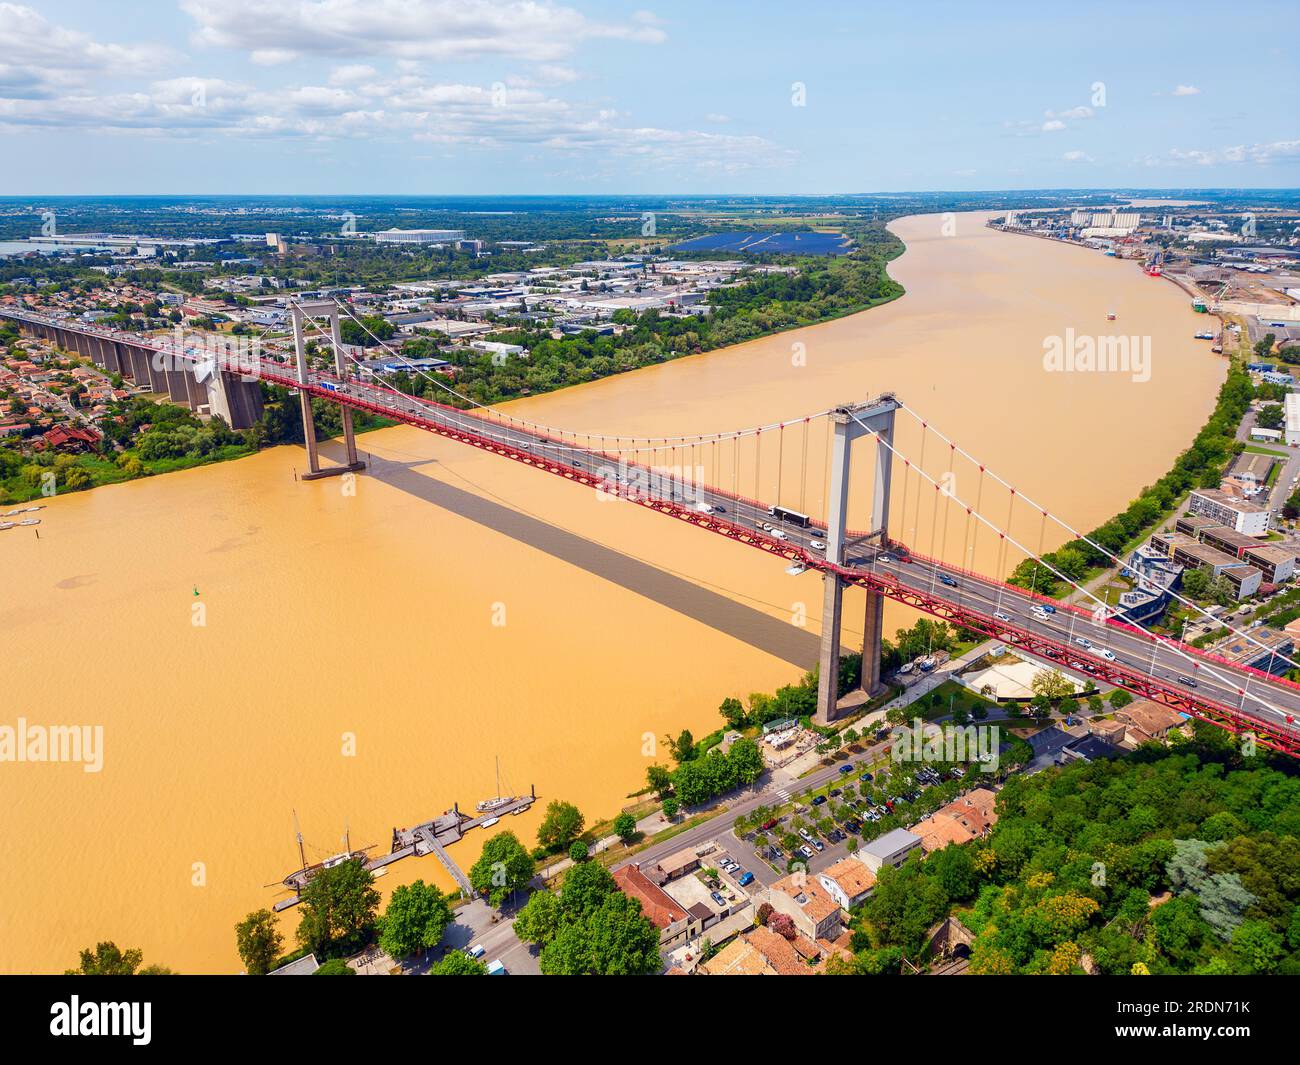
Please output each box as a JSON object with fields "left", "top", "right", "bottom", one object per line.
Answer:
{"left": 476, "top": 756, "right": 515, "bottom": 812}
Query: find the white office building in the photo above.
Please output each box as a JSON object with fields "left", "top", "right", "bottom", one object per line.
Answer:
{"left": 374, "top": 228, "right": 466, "bottom": 245}
{"left": 1286, "top": 392, "right": 1300, "bottom": 446}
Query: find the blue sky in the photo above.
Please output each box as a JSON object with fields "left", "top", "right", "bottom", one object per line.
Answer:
{"left": 1, "top": 0, "right": 1297, "bottom": 194}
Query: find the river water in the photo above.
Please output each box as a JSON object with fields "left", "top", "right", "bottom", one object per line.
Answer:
{"left": 0, "top": 212, "right": 1224, "bottom": 972}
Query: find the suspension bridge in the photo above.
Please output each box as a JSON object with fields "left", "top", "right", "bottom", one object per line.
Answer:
{"left": 5, "top": 300, "right": 1300, "bottom": 758}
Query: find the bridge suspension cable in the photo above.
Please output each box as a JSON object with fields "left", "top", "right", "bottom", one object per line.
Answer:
{"left": 895, "top": 402, "right": 1300, "bottom": 679}
{"left": 851, "top": 410, "right": 1300, "bottom": 725}
{"left": 322, "top": 300, "right": 837, "bottom": 452}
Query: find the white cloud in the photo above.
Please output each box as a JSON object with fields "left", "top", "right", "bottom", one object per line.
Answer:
{"left": 704, "top": 113, "right": 730, "bottom": 123}
{"left": 0, "top": 3, "right": 173, "bottom": 98}
{"left": 1156, "top": 139, "right": 1300, "bottom": 166}
{"left": 0, "top": 62, "right": 792, "bottom": 173}
{"left": 1172, "top": 84, "right": 1201, "bottom": 96}
{"left": 1063, "top": 150, "right": 1092, "bottom": 162}
{"left": 182, "top": 0, "right": 666, "bottom": 64}
{"left": 1041, "top": 119, "right": 1065, "bottom": 132}
{"left": 1046, "top": 106, "right": 1095, "bottom": 120}
{"left": 329, "top": 64, "right": 378, "bottom": 86}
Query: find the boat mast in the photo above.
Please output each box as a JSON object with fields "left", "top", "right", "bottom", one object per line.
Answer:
{"left": 293, "top": 809, "right": 307, "bottom": 874}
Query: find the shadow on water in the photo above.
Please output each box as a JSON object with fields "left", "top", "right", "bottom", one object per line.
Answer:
{"left": 351, "top": 447, "right": 827, "bottom": 670}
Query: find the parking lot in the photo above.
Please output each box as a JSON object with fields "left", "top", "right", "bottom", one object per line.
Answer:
{"left": 724, "top": 758, "right": 970, "bottom": 877}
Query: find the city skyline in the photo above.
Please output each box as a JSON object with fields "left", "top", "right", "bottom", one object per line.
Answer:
{"left": 1, "top": 0, "right": 1297, "bottom": 195}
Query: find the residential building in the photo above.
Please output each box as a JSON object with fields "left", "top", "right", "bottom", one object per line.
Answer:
{"left": 856, "top": 828, "right": 923, "bottom": 873}
{"left": 764, "top": 873, "right": 843, "bottom": 942}
{"left": 817, "top": 858, "right": 876, "bottom": 912}
{"left": 649, "top": 847, "right": 701, "bottom": 885}
{"left": 909, "top": 788, "right": 999, "bottom": 854}
{"left": 697, "top": 926, "right": 828, "bottom": 976}
{"left": 1242, "top": 545, "right": 1297, "bottom": 584}
{"left": 612, "top": 864, "right": 690, "bottom": 946}
{"left": 1113, "top": 700, "right": 1189, "bottom": 747}
{"left": 1187, "top": 489, "right": 1270, "bottom": 536}
{"left": 1149, "top": 532, "right": 1263, "bottom": 598}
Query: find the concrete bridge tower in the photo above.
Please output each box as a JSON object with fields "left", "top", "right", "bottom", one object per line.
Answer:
{"left": 290, "top": 301, "right": 366, "bottom": 481}
{"left": 814, "top": 394, "right": 900, "bottom": 727}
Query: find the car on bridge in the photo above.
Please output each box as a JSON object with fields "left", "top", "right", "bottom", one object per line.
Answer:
{"left": 939, "top": 574, "right": 958, "bottom": 587}
{"left": 994, "top": 611, "right": 1012, "bottom": 623}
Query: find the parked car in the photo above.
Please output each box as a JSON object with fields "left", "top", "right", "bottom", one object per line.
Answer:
{"left": 467, "top": 944, "right": 486, "bottom": 959}
{"left": 737, "top": 871, "right": 755, "bottom": 887}
{"left": 710, "top": 891, "right": 727, "bottom": 907}
{"left": 797, "top": 845, "right": 813, "bottom": 860}
{"left": 810, "top": 838, "right": 825, "bottom": 852}
{"left": 860, "top": 770, "right": 873, "bottom": 781}
{"left": 844, "top": 819, "right": 863, "bottom": 834}
{"left": 811, "top": 795, "right": 828, "bottom": 806}
{"left": 829, "top": 788, "right": 842, "bottom": 798}
{"left": 759, "top": 818, "right": 779, "bottom": 831}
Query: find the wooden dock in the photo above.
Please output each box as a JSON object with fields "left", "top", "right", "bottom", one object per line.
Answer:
{"left": 269, "top": 788, "right": 536, "bottom": 911}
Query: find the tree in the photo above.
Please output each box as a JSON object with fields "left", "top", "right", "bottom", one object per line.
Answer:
{"left": 1256, "top": 403, "right": 1284, "bottom": 430}
{"left": 557, "top": 858, "right": 619, "bottom": 919}
{"left": 313, "top": 958, "right": 355, "bottom": 975}
{"left": 536, "top": 800, "right": 585, "bottom": 851}
{"left": 1108, "top": 689, "right": 1133, "bottom": 710}
{"left": 296, "top": 858, "right": 380, "bottom": 959}
{"left": 719, "top": 696, "right": 746, "bottom": 728}
{"left": 646, "top": 763, "right": 673, "bottom": 799}
{"left": 1031, "top": 668, "right": 1075, "bottom": 706}
{"left": 568, "top": 840, "right": 588, "bottom": 863}
{"left": 469, "top": 831, "right": 535, "bottom": 907}
{"left": 540, "top": 892, "right": 661, "bottom": 975}
{"left": 514, "top": 889, "right": 561, "bottom": 946}
{"left": 666, "top": 729, "right": 695, "bottom": 763}
{"left": 235, "top": 909, "right": 283, "bottom": 976}
{"left": 430, "top": 950, "right": 488, "bottom": 975}
{"left": 377, "top": 880, "right": 453, "bottom": 960}
{"left": 613, "top": 812, "right": 638, "bottom": 844}
{"left": 66, "top": 941, "right": 168, "bottom": 976}
{"left": 662, "top": 797, "right": 679, "bottom": 819}
{"left": 1181, "top": 566, "right": 1211, "bottom": 599}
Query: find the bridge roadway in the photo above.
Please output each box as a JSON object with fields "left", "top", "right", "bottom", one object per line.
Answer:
{"left": 6, "top": 307, "right": 1300, "bottom": 755}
